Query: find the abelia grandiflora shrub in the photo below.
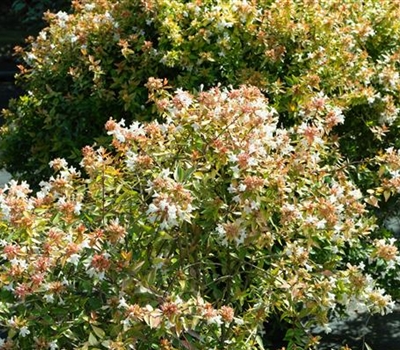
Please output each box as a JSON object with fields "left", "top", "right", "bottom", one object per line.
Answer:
{"left": 0, "top": 84, "right": 399, "bottom": 349}
{"left": 3, "top": 0, "right": 400, "bottom": 188}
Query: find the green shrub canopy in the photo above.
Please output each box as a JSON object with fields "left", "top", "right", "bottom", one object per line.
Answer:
{"left": 2, "top": 0, "right": 400, "bottom": 185}
{"left": 2, "top": 0, "right": 400, "bottom": 348}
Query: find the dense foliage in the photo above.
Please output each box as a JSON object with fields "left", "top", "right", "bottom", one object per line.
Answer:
{"left": 2, "top": 0, "right": 400, "bottom": 348}
{"left": 3, "top": 0, "right": 400, "bottom": 187}
{"left": 0, "top": 84, "right": 399, "bottom": 349}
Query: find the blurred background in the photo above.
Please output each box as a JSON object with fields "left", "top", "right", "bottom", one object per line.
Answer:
{"left": 0, "top": 0, "right": 69, "bottom": 111}
{"left": 0, "top": 0, "right": 69, "bottom": 185}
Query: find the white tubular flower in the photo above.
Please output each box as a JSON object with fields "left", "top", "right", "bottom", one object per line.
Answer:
{"left": 19, "top": 326, "right": 30, "bottom": 337}
{"left": 67, "top": 253, "right": 81, "bottom": 266}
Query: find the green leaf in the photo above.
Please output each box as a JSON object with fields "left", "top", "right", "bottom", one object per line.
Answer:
{"left": 255, "top": 335, "right": 266, "bottom": 349}
{"left": 174, "top": 165, "right": 185, "bottom": 182}
{"left": 193, "top": 171, "right": 204, "bottom": 179}
{"left": 88, "top": 332, "right": 98, "bottom": 346}
{"left": 91, "top": 325, "right": 105, "bottom": 339}
{"left": 11, "top": 1, "right": 26, "bottom": 13}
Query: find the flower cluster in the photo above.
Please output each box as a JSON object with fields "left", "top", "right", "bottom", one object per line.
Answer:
{"left": 145, "top": 170, "right": 194, "bottom": 230}
{"left": 0, "top": 85, "right": 398, "bottom": 348}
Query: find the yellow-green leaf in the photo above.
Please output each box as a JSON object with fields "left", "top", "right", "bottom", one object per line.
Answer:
{"left": 91, "top": 325, "right": 105, "bottom": 339}
{"left": 88, "top": 332, "right": 98, "bottom": 346}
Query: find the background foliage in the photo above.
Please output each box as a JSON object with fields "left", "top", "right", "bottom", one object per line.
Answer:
{"left": 2, "top": 0, "right": 400, "bottom": 189}
{"left": 10, "top": 0, "right": 71, "bottom": 31}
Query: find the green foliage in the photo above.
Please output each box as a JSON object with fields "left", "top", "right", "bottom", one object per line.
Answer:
{"left": 1, "top": 1, "right": 400, "bottom": 348}
{"left": 0, "top": 85, "right": 399, "bottom": 348}
{"left": 3, "top": 0, "right": 400, "bottom": 188}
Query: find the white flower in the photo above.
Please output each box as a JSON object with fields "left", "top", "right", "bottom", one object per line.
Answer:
{"left": 228, "top": 184, "right": 237, "bottom": 193}
{"left": 321, "top": 323, "right": 332, "bottom": 334}
{"left": 159, "top": 168, "right": 172, "bottom": 178}
{"left": 305, "top": 215, "right": 317, "bottom": 225}
{"left": 228, "top": 154, "right": 238, "bottom": 163}
{"left": 86, "top": 268, "right": 105, "bottom": 281}
{"left": 4, "top": 283, "right": 13, "bottom": 291}
{"left": 189, "top": 121, "right": 200, "bottom": 131}
{"left": 350, "top": 189, "right": 363, "bottom": 200}
{"left": 38, "top": 31, "right": 47, "bottom": 41}
{"left": 69, "top": 35, "right": 78, "bottom": 43}
{"left": 316, "top": 219, "right": 327, "bottom": 229}
{"left": 238, "top": 183, "right": 247, "bottom": 192}
{"left": 247, "top": 157, "right": 258, "bottom": 166}
{"left": 216, "top": 224, "right": 225, "bottom": 238}
{"left": 146, "top": 203, "right": 158, "bottom": 215}
{"left": 111, "top": 129, "right": 126, "bottom": 142}
{"left": 232, "top": 195, "right": 240, "bottom": 203}
{"left": 45, "top": 294, "right": 55, "bottom": 303}
{"left": 8, "top": 317, "right": 17, "bottom": 327}
{"left": 244, "top": 200, "right": 260, "bottom": 214}
{"left": 84, "top": 3, "right": 95, "bottom": 11}
{"left": 49, "top": 340, "right": 58, "bottom": 350}
{"left": 234, "top": 317, "right": 244, "bottom": 325}
{"left": 175, "top": 88, "right": 193, "bottom": 108}
{"left": 26, "top": 52, "right": 37, "bottom": 63}
{"left": 118, "top": 297, "right": 128, "bottom": 309}
{"left": 216, "top": 19, "right": 233, "bottom": 30}
{"left": 74, "top": 202, "right": 82, "bottom": 215}
{"left": 121, "top": 317, "right": 131, "bottom": 330}
{"left": 38, "top": 180, "right": 52, "bottom": 197}
{"left": 19, "top": 326, "right": 30, "bottom": 337}
{"left": 10, "top": 258, "right": 28, "bottom": 270}
{"left": 67, "top": 253, "right": 81, "bottom": 266}
{"left": 236, "top": 228, "right": 246, "bottom": 245}
{"left": 167, "top": 204, "right": 178, "bottom": 221}
{"left": 159, "top": 199, "right": 168, "bottom": 211}
{"left": 49, "top": 158, "right": 68, "bottom": 169}
{"left": 86, "top": 267, "right": 96, "bottom": 278}
{"left": 206, "top": 314, "right": 223, "bottom": 325}
{"left": 230, "top": 165, "right": 240, "bottom": 178}
{"left": 56, "top": 11, "right": 69, "bottom": 21}
{"left": 128, "top": 121, "right": 145, "bottom": 137}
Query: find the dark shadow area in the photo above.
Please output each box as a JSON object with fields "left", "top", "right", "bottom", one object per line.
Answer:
{"left": 0, "top": 1, "right": 70, "bottom": 112}
{"left": 316, "top": 307, "right": 400, "bottom": 350}
{"left": 0, "top": 2, "right": 29, "bottom": 112}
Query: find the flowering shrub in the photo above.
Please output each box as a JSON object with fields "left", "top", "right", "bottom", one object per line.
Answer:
{"left": 0, "top": 84, "right": 399, "bottom": 349}
{"left": 3, "top": 0, "right": 400, "bottom": 187}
